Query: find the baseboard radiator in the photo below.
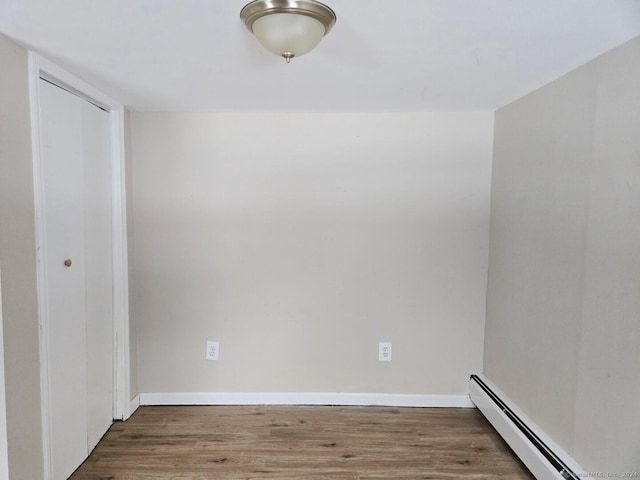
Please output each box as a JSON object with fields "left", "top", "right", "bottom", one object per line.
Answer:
{"left": 469, "top": 375, "right": 583, "bottom": 480}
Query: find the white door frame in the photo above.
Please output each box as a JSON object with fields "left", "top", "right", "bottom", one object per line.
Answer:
{"left": 0, "top": 263, "right": 10, "bottom": 480}
{"left": 28, "top": 53, "right": 131, "bottom": 480}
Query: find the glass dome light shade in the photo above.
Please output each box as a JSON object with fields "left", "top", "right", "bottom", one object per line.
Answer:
{"left": 252, "top": 13, "right": 326, "bottom": 58}
{"left": 241, "top": 0, "right": 336, "bottom": 62}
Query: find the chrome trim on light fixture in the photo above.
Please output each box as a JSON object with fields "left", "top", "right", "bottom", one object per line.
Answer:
{"left": 240, "top": 0, "right": 337, "bottom": 36}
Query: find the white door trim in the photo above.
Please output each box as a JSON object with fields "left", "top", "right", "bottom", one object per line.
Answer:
{"left": 0, "top": 263, "right": 10, "bottom": 480}
{"left": 28, "top": 52, "right": 131, "bottom": 480}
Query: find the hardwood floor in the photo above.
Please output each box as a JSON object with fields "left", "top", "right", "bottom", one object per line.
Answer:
{"left": 69, "top": 405, "right": 534, "bottom": 479}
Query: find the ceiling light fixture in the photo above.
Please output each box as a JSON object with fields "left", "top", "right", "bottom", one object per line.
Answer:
{"left": 240, "top": 0, "right": 336, "bottom": 63}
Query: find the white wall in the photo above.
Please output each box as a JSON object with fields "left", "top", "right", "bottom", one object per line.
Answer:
{"left": 485, "top": 36, "right": 640, "bottom": 473}
{"left": 131, "top": 112, "right": 494, "bottom": 396}
{"left": 0, "top": 34, "right": 44, "bottom": 479}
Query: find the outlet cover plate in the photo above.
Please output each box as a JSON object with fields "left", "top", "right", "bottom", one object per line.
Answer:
{"left": 206, "top": 341, "right": 219, "bottom": 361}
{"left": 379, "top": 342, "right": 392, "bottom": 362}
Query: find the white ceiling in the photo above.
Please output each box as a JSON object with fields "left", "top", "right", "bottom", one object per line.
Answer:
{"left": 1, "top": 0, "right": 639, "bottom": 112}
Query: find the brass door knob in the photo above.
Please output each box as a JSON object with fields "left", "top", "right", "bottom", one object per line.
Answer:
{"left": 64, "top": 259, "right": 72, "bottom": 267}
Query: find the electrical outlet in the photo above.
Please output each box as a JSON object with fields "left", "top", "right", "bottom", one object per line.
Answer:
{"left": 206, "top": 341, "right": 219, "bottom": 361}
{"left": 378, "top": 342, "right": 392, "bottom": 362}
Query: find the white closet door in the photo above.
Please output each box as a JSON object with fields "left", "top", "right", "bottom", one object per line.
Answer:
{"left": 82, "top": 94, "right": 113, "bottom": 452}
{"left": 39, "top": 78, "right": 113, "bottom": 480}
{"left": 41, "top": 79, "right": 88, "bottom": 480}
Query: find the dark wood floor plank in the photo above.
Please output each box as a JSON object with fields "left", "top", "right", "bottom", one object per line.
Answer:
{"left": 69, "top": 405, "right": 534, "bottom": 480}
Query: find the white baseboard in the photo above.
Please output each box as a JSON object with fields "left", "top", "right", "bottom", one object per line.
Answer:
{"left": 128, "top": 394, "right": 140, "bottom": 418}
{"left": 139, "top": 392, "right": 474, "bottom": 408}
{"left": 470, "top": 374, "right": 590, "bottom": 480}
